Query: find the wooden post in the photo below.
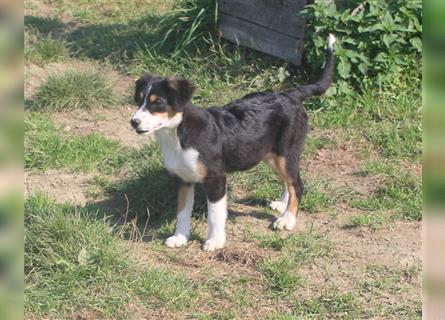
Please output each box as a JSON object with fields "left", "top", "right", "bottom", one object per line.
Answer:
{"left": 217, "top": 0, "right": 308, "bottom": 65}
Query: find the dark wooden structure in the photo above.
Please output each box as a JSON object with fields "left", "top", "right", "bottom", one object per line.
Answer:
{"left": 217, "top": 0, "right": 308, "bottom": 65}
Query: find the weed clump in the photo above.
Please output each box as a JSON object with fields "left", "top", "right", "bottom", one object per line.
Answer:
{"left": 30, "top": 69, "right": 121, "bottom": 111}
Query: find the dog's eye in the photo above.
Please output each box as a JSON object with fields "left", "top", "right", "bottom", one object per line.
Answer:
{"left": 149, "top": 95, "right": 158, "bottom": 103}
{"left": 151, "top": 105, "right": 166, "bottom": 113}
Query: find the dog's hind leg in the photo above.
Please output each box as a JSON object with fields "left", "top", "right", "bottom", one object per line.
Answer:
{"left": 268, "top": 156, "right": 302, "bottom": 231}
{"left": 165, "top": 183, "right": 195, "bottom": 248}
{"left": 202, "top": 175, "right": 227, "bottom": 252}
{"left": 264, "top": 154, "right": 288, "bottom": 214}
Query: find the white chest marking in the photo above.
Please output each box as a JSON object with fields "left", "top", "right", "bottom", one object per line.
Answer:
{"left": 155, "top": 129, "right": 202, "bottom": 183}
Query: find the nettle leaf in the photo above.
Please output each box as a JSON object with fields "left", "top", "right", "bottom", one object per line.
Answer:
{"left": 338, "top": 58, "right": 351, "bottom": 79}
{"left": 314, "top": 37, "right": 324, "bottom": 49}
{"left": 382, "top": 34, "right": 395, "bottom": 48}
{"left": 303, "top": 0, "right": 420, "bottom": 91}
{"left": 358, "top": 63, "right": 368, "bottom": 75}
{"left": 325, "top": 3, "right": 338, "bottom": 16}
{"left": 374, "top": 52, "right": 389, "bottom": 63}
{"left": 342, "top": 38, "right": 356, "bottom": 45}
{"left": 340, "top": 10, "right": 350, "bottom": 22}
{"left": 361, "top": 24, "right": 384, "bottom": 33}
{"left": 410, "top": 37, "right": 422, "bottom": 52}
{"left": 382, "top": 12, "right": 395, "bottom": 31}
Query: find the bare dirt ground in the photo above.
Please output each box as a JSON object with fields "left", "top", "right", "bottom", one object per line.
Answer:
{"left": 25, "top": 169, "right": 93, "bottom": 205}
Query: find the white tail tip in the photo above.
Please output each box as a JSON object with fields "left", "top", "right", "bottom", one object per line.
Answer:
{"left": 327, "top": 34, "right": 336, "bottom": 50}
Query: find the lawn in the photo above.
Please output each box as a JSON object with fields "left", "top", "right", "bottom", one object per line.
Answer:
{"left": 24, "top": 0, "right": 422, "bottom": 319}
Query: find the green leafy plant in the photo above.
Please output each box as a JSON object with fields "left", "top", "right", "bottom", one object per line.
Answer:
{"left": 302, "top": 0, "right": 422, "bottom": 93}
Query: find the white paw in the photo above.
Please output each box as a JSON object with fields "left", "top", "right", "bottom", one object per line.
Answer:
{"left": 272, "top": 212, "right": 297, "bottom": 231}
{"left": 269, "top": 200, "right": 287, "bottom": 214}
{"left": 165, "top": 235, "right": 188, "bottom": 248}
{"left": 202, "top": 238, "right": 225, "bottom": 252}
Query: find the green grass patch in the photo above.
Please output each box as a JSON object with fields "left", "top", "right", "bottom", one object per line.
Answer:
{"left": 46, "top": 0, "right": 174, "bottom": 24}
{"left": 300, "top": 179, "right": 333, "bottom": 214}
{"left": 358, "top": 264, "right": 418, "bottom": 296}
{"left": 365, "top": 121, "right": 421, "bottom": 160}
{"left": 258, "top": 230, "right": 332, "bottom": 296}
{"left": 24, "top": 194, "right": 196, "bottom": 317}
{"left": 310, "top": 83, "right": 421, "bottom": 160}
{"left": 25, "top": 32, "right": 69, "bottom": 66}
{"left": 357, "top": 264, "right": 421, "bottom": 318}
{"left": 303, "top": 134, "right": 337, "bottom": 158}
{"left": 349, "top": 160, "right": 421, "bottom": 221}
{"left": 25, "top": 112, "right": 128, "bottom": 173}
{"left": 229, "top": 165, "right": 331, "bottom": 214}
{"left": 346, "top": 212, "right": 391, "bottom": 230}
{"left": 258, "top": 230, "right": 332, "bottom": 264}
{"left": 259, "top": 256, "right": 303, "bottom": 296}
{"left": 293, "top": 289, "right": 363, "bottom": 320}
{"left": 28, "top": 69, "right": 121, "bottom": 111}
{"left": 194, "top": 310, "right": 237, "bottom": 320}
{"left": 25, "top": 194, "right": 197, "bottom": 319}
{"left": 25, "top": 16, "right": 65, "bottom": 34}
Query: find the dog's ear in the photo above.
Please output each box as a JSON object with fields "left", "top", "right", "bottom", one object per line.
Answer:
{"left": 167, "top": 77, "right": 195, "bottom": 105}
{"left": 134, "top": 73, "right": 154, "bottom": 104}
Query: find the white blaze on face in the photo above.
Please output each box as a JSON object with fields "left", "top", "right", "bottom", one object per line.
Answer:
{"left": 131, "top": 85, "right": 183, "bottom": 133}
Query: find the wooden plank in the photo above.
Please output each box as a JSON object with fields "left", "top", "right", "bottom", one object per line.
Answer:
{"left": 218, "top": 0, "right": 307, "bottom": 37}
{"left": 218, "top": 13, "right": 303, "bottom": 65}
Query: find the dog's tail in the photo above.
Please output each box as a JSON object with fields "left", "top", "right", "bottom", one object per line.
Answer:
{"left": 297, "top": 34, "right": 336, "bottom": 100}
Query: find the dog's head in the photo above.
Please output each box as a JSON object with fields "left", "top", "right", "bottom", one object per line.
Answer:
{"left": 130, "top": 73, "right": 195, "bottom": 134}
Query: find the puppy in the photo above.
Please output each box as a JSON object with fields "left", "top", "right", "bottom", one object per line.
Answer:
{"left": 131, "top": 34, "right": 336, "bottom": 251}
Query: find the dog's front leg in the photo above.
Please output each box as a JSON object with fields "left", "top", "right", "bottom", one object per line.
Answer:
{"left": 202, "top": 176, "right": 227, "bottom": 252}
{"left": 165, "top": 183, "right": 195, "bottom": 248}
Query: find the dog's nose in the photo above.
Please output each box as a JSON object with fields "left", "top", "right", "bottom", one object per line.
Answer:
{"left": 130, "top": 118, "right": 141, "bottom": 128}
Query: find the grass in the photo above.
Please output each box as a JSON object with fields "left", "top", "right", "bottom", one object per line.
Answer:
{"left": 303, "top": 134, "right": 338, "bottom": 158}
{"left": 25, "top": 194, "right": 198, "bottom": 318}
{"left": 25, "top": 32, "right": 69, "bottom": 66}
{"left": 357, "top": 264, "right": 421, "bottom": 318}
{"left": 259, "top": 256, "right": 303, "bottom": 295}
{"left": 24, "top": 16, "right": 65, "bottom": 34}
{"left": 293, "top": 289, "right": 363, "bottom": 319}
{"left": 348, "top": 160, "right": 422, "bottom": 221}
{"left": 258, "top": 230, "right": 332, "bottom": 264}
{"left": 258, "top": 231, "right": 332, "bottom": 296}
{"left": 25, "top": 112, "right": 129, "bottom": 173}
{"left": 346, "top": 212, "right": 391, "bottom": 230}
{"left": 23, "top": 0, "right": 422, "bottom": 318}
{"left": 311, "top": 83, "right": 421, "bottom": 161}
{"left": 300, "top": 179, "right": 333, "bottom": 213}
{"left": 229, "top": 165, "right": 332, "bottom": 214}
{"left": 27, "top": 69, "right": 122, "bottom": 111}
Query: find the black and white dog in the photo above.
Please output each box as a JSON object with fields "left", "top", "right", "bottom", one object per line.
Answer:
{"left": 130, "top": 35, "right": 336, "bottom": 251}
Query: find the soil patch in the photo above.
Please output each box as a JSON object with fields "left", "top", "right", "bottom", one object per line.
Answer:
{"left": 25, "top": 169, "right": 92, "bottom": 205}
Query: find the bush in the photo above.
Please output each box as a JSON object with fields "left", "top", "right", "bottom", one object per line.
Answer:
{"left": 302, "top": 0, "right": 422, "bottom": 93}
